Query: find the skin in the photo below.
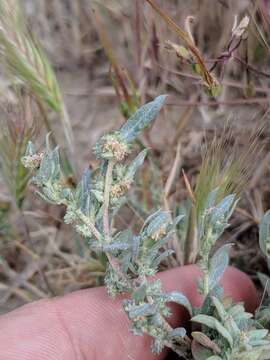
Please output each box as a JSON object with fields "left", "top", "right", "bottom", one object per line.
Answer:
{"left": 0, "top": 265, "right": 257, "bottom": 360}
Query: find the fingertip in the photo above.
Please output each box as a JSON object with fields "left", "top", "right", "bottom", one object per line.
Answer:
{"left": 159, "top": 264, "right": 258, "bottom": 313}
{"left": 221, "top": 266, "right": 258, "bottom": 312}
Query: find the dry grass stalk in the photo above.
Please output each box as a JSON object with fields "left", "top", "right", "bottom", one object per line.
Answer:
{"left": 145, "top": 0, "right": 221, "bottom": 96}
{"left": 0, "top": 95, "right": 37, "bottom": 208}
{"left": 184, "top": 124, "right": 263, "bottom": 264}
{"left": 0, "top": 0, "right": 74, "bottom": 153}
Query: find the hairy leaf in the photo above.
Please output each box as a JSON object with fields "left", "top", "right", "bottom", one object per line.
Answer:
{"left": 192, "top": 314, "right": 233, "bottom": 348}
{"left": 192, "top": 340, "right": 213, "bottom": 360}
{"left": 164, "top": 291, "right": 192, "bottom": 315}
{"left": 208, "top": 244, "right": 231, "bottom": 290}
{"left": 192, "top": 332, "right": 221, "bottom": 354}
{"left": 120, "top": 95, "right": 167, "bottom": 142}
{"left": 145, "top": 210, "right": 170, "bottom": 238}
{"left": 128, "top": 303, "right": 157, "bottom": 319}
{"left": 125, "top": 149, "right": 148, "bottom": 180}
{"left": 259, "top": 209, "right": 270, "bottom": 258}
{"left": 169, "top": 327, "right": 186, "bottom": 338}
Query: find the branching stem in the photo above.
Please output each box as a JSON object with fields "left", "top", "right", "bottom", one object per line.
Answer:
{"left": 103, "top": 160, "right": 115, "bottom": 241}
{"left": 76, "top": 210, "right": 103, "bottom": 241}
{"left": 203, "top": 270, "right": 209, "bottom": 297}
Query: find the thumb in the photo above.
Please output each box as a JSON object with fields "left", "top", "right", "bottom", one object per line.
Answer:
{"left": 0, "top": 265, "right": 257, "bottom": 360}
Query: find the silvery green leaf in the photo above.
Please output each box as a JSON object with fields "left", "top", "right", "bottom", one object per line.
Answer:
{"left": 91, "top": 189, "right": 104, "bottom": 202}
{"left": 81, "top": 194, "right": 92, "bottom": 217}
{"left": 169, "top": 327, "right": 186, "bottom": 338}
{"left": 228, "top": 304, "right": 245, "bottom": 318}
{"left": 121, "top": 253, "right": 132, "bottom": 273}
{"left": 50, "top": 148, "right": 61, "bottom": 180}
{"left": 204, "top": 188, "right": 219, "bottom": 210}
{"left": 145, "top": 211, "right": 170, "bottom": 238}
{"left": 247, "top": 329, "right": 268, "bottom": 341}
{"left": 133, "top": 284, "right": 147, "bottom": 302}
{"left": 151, "top": 338, "right": 164, "bottom": 354}
{"left": 152, "top": 249, "right": 174, "bottom": 267}
{"left": 259, "top": 210, "right": 270, "bottom": 258}
{"left": 257, "top": 272, "right": 270, "bottom": 298}
{"left": 131, "top": 235, "right": 141, "bottom": 260}
{"left": 192, "top": 315, "right": 233, "bottom": 348}
{"left": 192, "top": 314, "right": 216, "bottom": 328}
{"left": 207, "top": 357, "right": 223, "bottom": 360}
{"left": 191, "top": 332, "right": 221, "bottom": 354}
{"left": 120, "top": 95, "right": 167, "bottom": 142}
{"left": 234, "top": 312, "right": 253, "bottom": 324}
{"left": 208, "top": 244, "right": 231, "bottom": 290}
{"left": 211, "top": 296, "right": 240, "bottom": 338}
{"left": 192, "top": 340, "right": 213, "bottom": 360}
{"left": 125, "top": 149, "right": 147, "bottom": 180}
{"left": 199, "top": 285, "right": 223, "bottom": 316}
{"left": 25, "top": 141, "right": 36, "bottom": 156}
{"left": 152, "top": 230, "right": 174, "bottom": 249}
{"left": 37, "top": 153, "right": 52, "bottom": 182}
{"left": 213, "top": 320, "right": 234, "bottom": 348}
{"left": 35, "top": 190, "right": 57, "bottom": 204}
{"left": 61, "top": 188, "right": 73, "bottom": 200}
{"left": 199, "top": 194, "right": 236, "bottom": 245}
{"left": 211, "top": 194, "right": 236, "bottom": 224}
{"left": 234, "top": 348, "right": 267, "bottom": 360}
{"left": 128, "top": 303, "right": 156, "bottom": 319}
{"left": 76, "top": 168, "right": 92, "bottom": 203}
{"left": 173, "top": 214, "right": 185, "bottom": 226}
{"left": 211, "top": 296, "right": 227, "bottom": 319}
{"left": 114, "top": 229, "right": 133, "bottom": 243}
{"left": 103, "top": 242, "right": 131, "bottom": 252}
{"left": 142, "top": 209, "right": 163, "bottom": 230}
{"left": 248, "top": 339, "right": 270, "bottom": 347}
{"left": 164, "top": 291, "right": 192, "bottom": 316}
{"left": 151, "top": 314, "right": 163, "bottom": 327}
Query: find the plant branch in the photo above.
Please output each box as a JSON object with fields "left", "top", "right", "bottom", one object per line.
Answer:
{"left": 76, "top": 210, "right": 103, "bottom": 241}
{"left": 103, "top": 160, "right": 115, "bottom": 241}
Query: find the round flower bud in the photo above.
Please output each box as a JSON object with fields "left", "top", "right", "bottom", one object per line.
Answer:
{"left": 95, "top": 132, "right": 131, "bottom": 162}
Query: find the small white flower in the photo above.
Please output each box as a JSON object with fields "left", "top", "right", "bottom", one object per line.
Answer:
{"left": 232, "top": 15, "right": 250, "bottom": 37}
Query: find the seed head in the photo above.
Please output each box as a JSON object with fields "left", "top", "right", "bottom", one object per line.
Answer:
{"left": 95, "top": 132, "right": 131, "bottom": 161}
{"left": 21, "top": 152, "right": 44, "bottom": 170}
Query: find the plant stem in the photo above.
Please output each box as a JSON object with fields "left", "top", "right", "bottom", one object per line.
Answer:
{"left": 101, "top": 160, "right": 129, "bottom": 279}
{"left": 77, "top": 209, "right": 128, "bottom": 281}
{"left": 203, "top": 270, "right": 209, "bottom": 297}
{"left": 103, "top": 160, "right": 115, "bottom": 241}
{"left": 163, "top": 140, "right": 183, "bottom": 265}
{"left": 159, "top": 315, "right": 189, "bottom": 358}
{"left": 76, "top": 172, "right": 129, "bottom": 283}
{"left": 76, "top": 210, "right": 103, "bottom": 241}
{"left": 141, "top": 275, "right": 189, "bottom": 357}
{"left": 184, "top": 205, "right": 198, "bottom": 264}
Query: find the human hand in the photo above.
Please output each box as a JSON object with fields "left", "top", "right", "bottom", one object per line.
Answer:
{"left": 0, "top": 265, "right": 257, "bottom": 360}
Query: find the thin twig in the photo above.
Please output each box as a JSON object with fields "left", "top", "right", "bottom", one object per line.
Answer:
{"left": 163, "top": 141, "right": 183, "bottom": 264}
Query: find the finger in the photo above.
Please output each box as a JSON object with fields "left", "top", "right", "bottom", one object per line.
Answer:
{"left": 0, "top": 265, "right": 257, "bottom": 360}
